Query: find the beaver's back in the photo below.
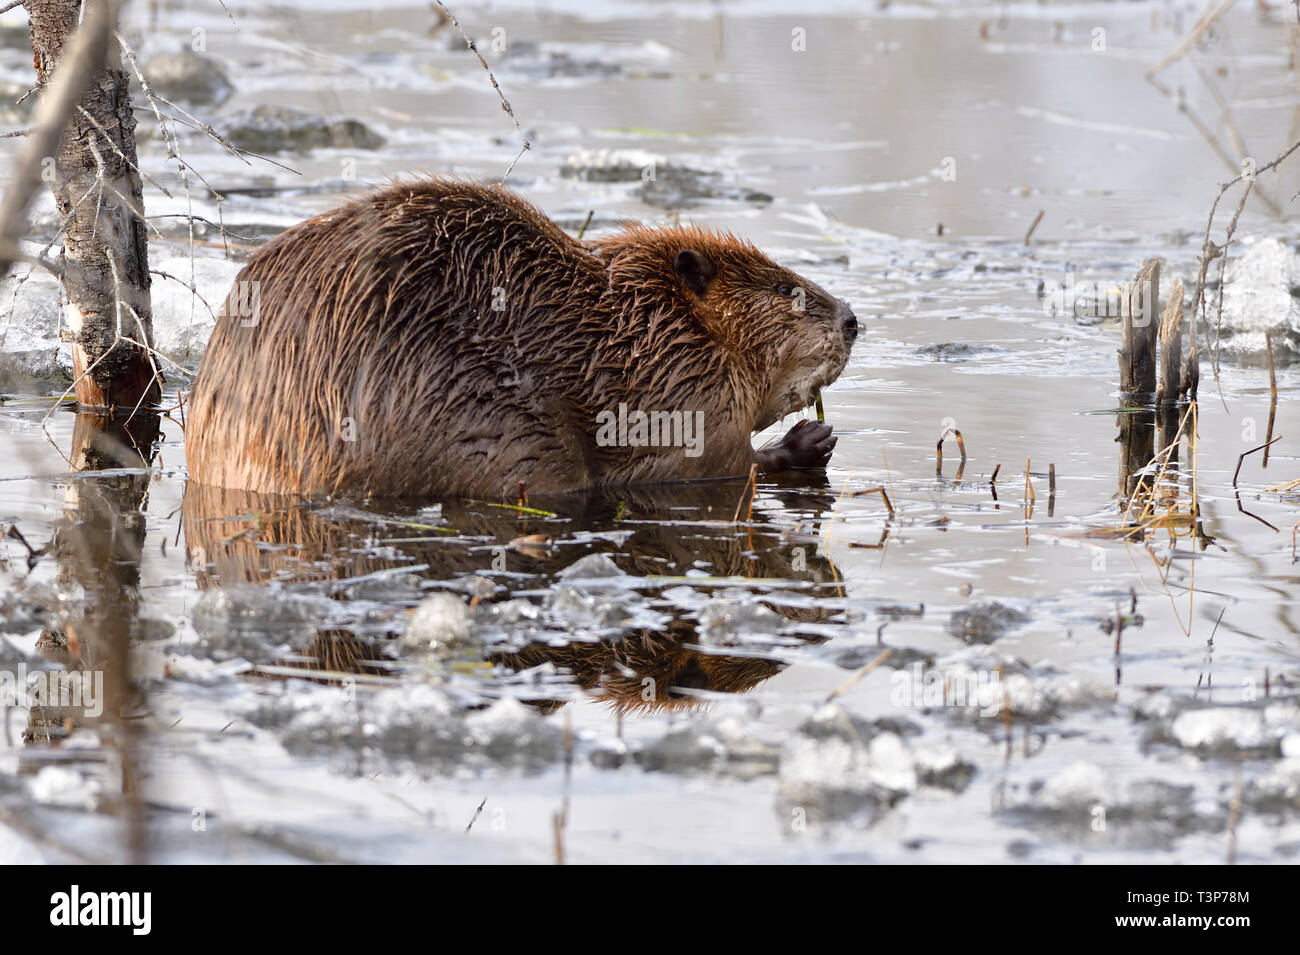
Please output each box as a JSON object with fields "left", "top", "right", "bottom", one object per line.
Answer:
{"left": 186, "top": 179, "right": 609, "bottom": 497}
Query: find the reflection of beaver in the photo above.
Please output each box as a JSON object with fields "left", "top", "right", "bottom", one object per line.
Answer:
{"left": 183, "top": 481, "right": 841, "bottom": 709}
{"left": 186, "top": 179, "right": 857, "bottom": 498}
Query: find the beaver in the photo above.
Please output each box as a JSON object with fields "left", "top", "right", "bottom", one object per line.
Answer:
{"left": 185, "top": 178, "right": 857, "bottom": 498}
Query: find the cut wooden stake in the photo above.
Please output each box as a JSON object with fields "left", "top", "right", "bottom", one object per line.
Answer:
{"left": 1156, "top": 278, "right": 1184, "bottom": 406}
{"left": 1120, "top": 259, "right": 1160, "bottom": 398}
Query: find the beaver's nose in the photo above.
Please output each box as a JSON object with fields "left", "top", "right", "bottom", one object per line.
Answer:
{"left": 840, "top": 302, "right": 859, "bottom": 342}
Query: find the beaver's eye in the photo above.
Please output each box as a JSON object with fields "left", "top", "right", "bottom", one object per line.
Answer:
{"left": 777, "top": 283, "right": 796, "bottom": 298}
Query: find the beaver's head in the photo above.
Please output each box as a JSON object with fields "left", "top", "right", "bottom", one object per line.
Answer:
{"left": 596, "top": 225, "right": 857, "bottom": 431}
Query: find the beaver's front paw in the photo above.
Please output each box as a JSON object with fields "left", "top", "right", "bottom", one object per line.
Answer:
{"left": 756, "top": 419, "right": 837, "bottom": 472}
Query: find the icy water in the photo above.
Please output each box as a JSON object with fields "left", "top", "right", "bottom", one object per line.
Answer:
{"left": 1, "top": 0, "right": 1299, "bottom": 863}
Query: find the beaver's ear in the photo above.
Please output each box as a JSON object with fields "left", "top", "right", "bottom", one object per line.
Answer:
{"left": 674, "top": 249, "right": 716, "bottom": 296}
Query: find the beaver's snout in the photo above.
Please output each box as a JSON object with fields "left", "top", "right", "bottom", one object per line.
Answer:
{"left": 839, "top": 301, "right": 859, "bottom": 343}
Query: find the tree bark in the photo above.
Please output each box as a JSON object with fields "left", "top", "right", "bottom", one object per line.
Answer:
{"left": 27, "top": 0, "right": 160, "bottom": 410}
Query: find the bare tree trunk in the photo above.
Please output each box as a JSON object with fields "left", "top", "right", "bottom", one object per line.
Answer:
{"left": 27, "top": 0, "right": 160, "bottom": 410}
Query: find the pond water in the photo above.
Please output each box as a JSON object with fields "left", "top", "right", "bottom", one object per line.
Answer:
{"left": 0, "top": 0, "right": 1298, "bottom": 863}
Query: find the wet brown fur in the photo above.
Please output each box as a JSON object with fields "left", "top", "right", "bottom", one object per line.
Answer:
{"left": 186, "top": 178, "right": 853, "bottom": 498}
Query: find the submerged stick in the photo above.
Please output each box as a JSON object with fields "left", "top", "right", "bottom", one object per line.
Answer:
{"left": 1226, "top": 767, "right": 1243, "bottom": 865}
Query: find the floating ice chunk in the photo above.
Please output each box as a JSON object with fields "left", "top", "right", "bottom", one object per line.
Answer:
{"left": 26, "top": 766, "right": 101, "bottom": 811}
{"left": 634, "top": 707, "right": 780, "bottom": 779}
{"left": 949, "top": 601, "right": 1029, "bottom": 644}
{"left": 403, "top": 592, "right": 472, "bottom": 652}
{"left": 1169, "top": 705, "right": 1286, "bottom": 757}
{"left": 251, "top": 682, "right": 561, "bottom": 773}
{"left": 556, "top": 553, "right": 625, "bottom": 581}
{"left": 1038, "top": 760, "right": 1111, "bottom": 809}
{"left": 1248, "top": 758, "right": 1300, "bottom": 809}
{"left": 696, "top": 597, "right": 784, "bottom": 648}
{"left": 190, "top": 585, "right": 321, "bottom": 663}
{"left": 777, "top": 703, "right": 972, "bottom": 823}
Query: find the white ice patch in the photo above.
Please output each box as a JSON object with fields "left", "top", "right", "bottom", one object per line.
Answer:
{"left": 26, "top": 765, "right": 102, "bottom": 811}
{"left": 0, "top": 243, "right": 241, "bottom": 379}
{"left": 1218, "top": 237, "right": 1300, "bottom": 353}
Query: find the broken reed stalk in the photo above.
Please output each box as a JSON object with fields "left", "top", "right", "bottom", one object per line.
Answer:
{"left": 464, "top": 797, "right": 487, "bottom": 833}
{"left": 1120, "top": 258, "right": 1160, "bottom": 398}
{"left": 1266, "top": 329, "right": 1277, "bottom": 401}
{"left": 1024, "top": 209, "right": 1044, "bottom": 245}
{"left": 825, "top": 648, "right": 892, "bottom": 704}
{"left": 552, "top": 811, "right": 565, "bottom": 865}
{"left": 732, "top": 463, "right": 758, "bottom": 524}
{"left": 1227, "top": 767, "right": 1243, "bottom": 865}
{"left": 997, "top": 662, "right": 1013, "bottom": 753}
{"left": 850, "top": 485, "right": 894, "bottom": 517}
{"left": 936, "top": 427, "right": 966, "bottom": 478}
{"left": 1265, "top": 330, "right": 1277, "bottom": 468}
{"left": 1147, "top": 0, "right": 1239, "bottom": 78}
{"left": 1233, "top": 435, "right": 1282, "bottom": 488}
